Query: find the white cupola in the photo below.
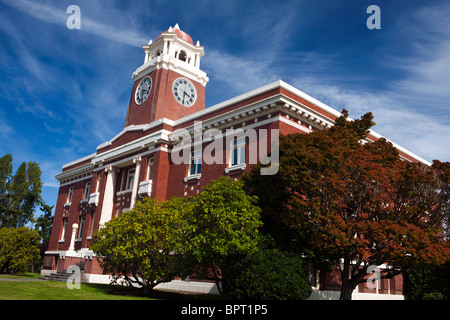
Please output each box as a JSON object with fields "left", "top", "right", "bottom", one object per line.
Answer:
{"left": 132, "top": 24, "right": 209, "bottom": 86}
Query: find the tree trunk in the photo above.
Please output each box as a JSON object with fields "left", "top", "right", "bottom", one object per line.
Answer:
{"left": 210, "top": 260, "right": 222, "bottom": 295}
{"left": 340, "top": 279, "right": 354, "bottom": 300}
{"left": 339, "top": 258, "right": 357, "bottom": 300}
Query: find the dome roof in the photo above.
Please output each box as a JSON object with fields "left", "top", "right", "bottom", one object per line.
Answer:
{"left": 156, "top": 24, "right": 193, "bottom": 45}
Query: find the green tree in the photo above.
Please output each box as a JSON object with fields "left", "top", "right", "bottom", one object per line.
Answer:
{"left": 243, "top": 110, "right": 450, "bottom": 300}
{"left": 408, "top": 261, "right": 450, "bottom": 300}
{"left": 34, "top": 203, "right": 54, "bottom": 244}
{"left": 0, "top": 153, "right": 44, "bottom": 228}
{"left": 0, "top": 154, "right": 13, "bottom": 227}
{"left": 189, "top": 176, "right": 262, "bottom": 294}
{"left": 222, "top": 246, "right": 311, "bottom": 300}
{"left": 90, "top": 197, "right": 195, "bottom": 295}
{"left": 91, "top": 177, "right": 262, "bottom": 295}
{"left": 0, "top": 227, "right": 41, "bottom": 274}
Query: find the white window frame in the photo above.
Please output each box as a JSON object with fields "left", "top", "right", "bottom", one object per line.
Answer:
{"left": 189, "top": 150, "right": 202, "bottom": 176}
{"left": 77, "top": 216, "right": 85, "bottom": 241}
{"left": 60, "top": 218, "right": 68, "bottom": 242}
{"left": 125, "top": 168, "right": 136, "bottom": 191}
{"left": 146, "top": 157, "right": 154, "bottom": 180}
{"left": 87, "top": 211, "right": 95, "bottom": 239}
{"left": 230, "top": 137, "right": 246, "bottom": 167}
{"left": 66, "top": 186, "right": 74, "bottom": 204}
{"left": 95, "top": 173, "right": 102, "bottom": 192}
{"left": 83, "top": 181, "right": 91, "bottom": 200}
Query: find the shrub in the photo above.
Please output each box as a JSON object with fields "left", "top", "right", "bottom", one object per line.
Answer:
{"left": 408, "top": 261, "right": 450, "bottom": 300}
{"left": 222, "top": 248, "right": 311, "bottom": 300}
{"left": 422, "top": 292, "right": 445, "bottom": 300}
{"left": 0, "top": 227, "right": 40, "bottom": 274}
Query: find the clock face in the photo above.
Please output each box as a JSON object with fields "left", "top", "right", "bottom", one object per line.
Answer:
{"left": 173, "top": 78, "right": 196, "bottom": 106}
{"left": 135, "top": 76, "right": 152, "bottom": 105}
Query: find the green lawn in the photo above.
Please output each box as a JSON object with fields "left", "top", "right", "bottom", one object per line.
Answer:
{"left": 0, "top": 274, "right": 217, "bottom": 300}
{"left": 0, "top": 280, "right": 152, "bottom": 300}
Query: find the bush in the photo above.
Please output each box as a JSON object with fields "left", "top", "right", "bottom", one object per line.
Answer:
{"left": 422, "top": 292, "right": 445, "bottom": 300}
{"left": 408, "top": 261, "right": 450, "bottom": 300}
{"left": 222, "top": 248, "right": 311, "bottom": 300}
{"left": 0, "top": 227, "right": 41, "bottom": 274}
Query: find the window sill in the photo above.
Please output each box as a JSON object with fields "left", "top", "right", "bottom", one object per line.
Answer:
{"left": 184, "top": 174, "right": 201, "bottom": 183}
{"left": 225, "top": 164, "right": 246, "bottom": 173}
{"left": 64, "top": 202, "right": 71, "bottom": 208}
{"left": 138, "top": 180, "right": 152, "bottom": 197}
{"left": 88, "top": 192, "right": 99, "bottom": 206}
{"left": 116, "top": 189, "right": 132, "bottom": 196}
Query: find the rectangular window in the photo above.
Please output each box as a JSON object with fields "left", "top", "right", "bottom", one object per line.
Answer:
{"left": 119, "top": 170, "right": 125, "bottom": 191}
{"left": 83, "top": 181, "right": 91, "bottom": 200}
{"left": 96, "top": 173, "right": 102, "bottom": 192}
{"left": 60, "top": 218, "right": 68, "bottom": 241}
{"left": 147, "top": 158, "right": 154, "bottom": 180}
{"left": 77, "top": 216, "right": 85, "bottom": 240}
{"left": 126, "top": 168, "right": 135, "bottom": 190}
{"left": 190, "top": 150, "right": 202, "bottom": 175}
{"left": 88, "top": 211, "right": 95, "bottom": 238}
{"left": 44, "top": 257, "right": 52, "bottom": 267}
{"left": 67, "top": 186, "right": 74, "bottom": 204}
{"left": 230, "top": 137, "right": 246, "bottom": 166}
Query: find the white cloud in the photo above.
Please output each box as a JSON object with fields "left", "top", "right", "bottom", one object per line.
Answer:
{"left": 387, "top": 3, "right": 450, "bottom": 113}
{"left": 203, "top": 50, "right": 279, "bottom": 94}
{"left": 202, "top": 33, "right": 450, "bottom": 163}
{"left": 279, "top": 2, "right": 450, "bottom": 162}
{"left": 2, "top": 0, "right": 148, "bottom": 46}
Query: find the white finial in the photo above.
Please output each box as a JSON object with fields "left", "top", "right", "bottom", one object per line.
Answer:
{"left": 148, "top": 39, "right": 152, "bottom": 45}
{"left": 174, "top": 23, "right": 180, "bottom": 30}
{"left": 196, "top": 40, "right": 200, "bottom": 47}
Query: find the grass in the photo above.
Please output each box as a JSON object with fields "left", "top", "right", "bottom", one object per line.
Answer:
{"left": 0, "top": 274, "right": 216, "bottom": 300}
{"left": 0, "top": 281, "right": 151, "bottom": 300}
{"left": 0, "top": 272, "right": 41, "bottom": 279}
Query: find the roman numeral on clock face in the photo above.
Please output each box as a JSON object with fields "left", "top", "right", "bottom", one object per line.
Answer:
{"left": 173, "top": 78, "right": 196, "bottom": 106}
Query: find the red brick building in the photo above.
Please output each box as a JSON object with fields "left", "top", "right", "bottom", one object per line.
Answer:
{"left": 42, "top": 24, "right": 428, "bottom": 299}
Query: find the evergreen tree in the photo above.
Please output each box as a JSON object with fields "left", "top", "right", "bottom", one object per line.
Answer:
{"left": 0, "top": 153, "right": 44, "bottom": 228}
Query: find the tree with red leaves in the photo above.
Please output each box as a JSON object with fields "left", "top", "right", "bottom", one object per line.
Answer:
{"left": 243, "top": 110, "right": 450, "bottom": 300}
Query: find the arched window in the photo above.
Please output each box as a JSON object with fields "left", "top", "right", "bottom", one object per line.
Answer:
{"left": 178, "top": 50, "right": 187, "bottom": 62}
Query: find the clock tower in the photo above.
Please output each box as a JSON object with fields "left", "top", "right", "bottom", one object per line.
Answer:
{"left": 124, "top": 24, "right": 209, "bottom": 127}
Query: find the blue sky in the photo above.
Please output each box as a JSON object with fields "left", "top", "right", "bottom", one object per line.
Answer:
{"left": 0, "top": 0, "right": 449, "bottom": 216}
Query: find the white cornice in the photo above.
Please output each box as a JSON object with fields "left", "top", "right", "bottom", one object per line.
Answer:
{"left": 133, "top": 32, "right": 208, "bottom": 85}
{"left": 96, "top": 118, "right": 175, "bottom": 150}
{"left": 56, "top": 163, "right": 94, "bottom": 182}
{"left": 171, "top": 80, "right": 337, "bottom": 128}
{"left": 174, "top": 81, "right": 285, "bottom": 127}
{"left": 132, "top": 57, "right": 209, "bottom": 85}
{"left": 92, "top": 129, "right": 172, "bottom": 165}
{"left": 62, "top": 153, "right": 96, "bottom": 170}
{"left": 277, "top": 80, "right": 343, "bottom": 119}
{"left": 171, "top": 100, "right": 280, "bottom": 139}
{"left": 368, "top": 130, "right": 431, "bottom": 166}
